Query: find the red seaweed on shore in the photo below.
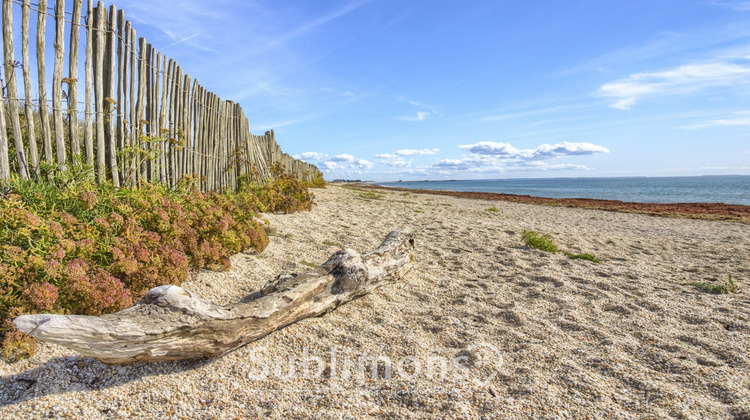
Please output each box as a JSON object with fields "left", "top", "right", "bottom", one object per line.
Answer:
{"left": 354, "top": 183, "right": 750, "bottom": 224}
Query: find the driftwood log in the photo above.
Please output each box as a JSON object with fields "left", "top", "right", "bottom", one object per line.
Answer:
{"left": 14, "top": 231, "right": 415, "bottom": 364}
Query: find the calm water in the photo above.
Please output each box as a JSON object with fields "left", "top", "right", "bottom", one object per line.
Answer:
{"left": 377, "top": 176, "right": 750, "bottom": 205}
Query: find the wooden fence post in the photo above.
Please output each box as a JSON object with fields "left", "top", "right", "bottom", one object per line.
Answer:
{"left": 3, "top": 0, "right": 30, "bottom": 179}
{"left": 68, "top": 0, "right": 82, "bottom": 159}
{"left": 127, "top": 26, "right": 136, "bottom": 185}
{"left": 106, "top": 5, "right": 119, "bottom": 187}
{"left": 116, "top": 10, "right": 124, "bottom": 179}
{"left": 135, "top": 37, "right": 146, "bottom": 182}
{"left": 83, "top": 0, "right": 94, "bottom": 166}
{"left": 52, "top": 0, "right": 66, "bottom": 171}
{"left": 158, "top": 53, "right": 168, "bottom": 184}
{"left": 21, "top": 0, "right": 39, "bottom": 177}
{"left": 0, "top": 86, "right": 8, "bottom": 179}
{"left": 93, "top": 2, "right": 106, "bottom": 181}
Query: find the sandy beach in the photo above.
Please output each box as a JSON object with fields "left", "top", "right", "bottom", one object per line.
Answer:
{"left": 1, "top": 184, "right": 749, "bottom": 419}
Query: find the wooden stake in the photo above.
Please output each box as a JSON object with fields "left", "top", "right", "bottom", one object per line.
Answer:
{"left": 3, "top": 0, "right": 30, "bottom": 178}
{"left": 83, "top": 0, "right": 94, "bottom": 166}
{"left": 68, "top": 0, "right": 82, "bottom": 159}
{"left": 51, "top": 0, "right": 67, "bottom": 171}
{"left": 21, "top": 0, "right": 39, "bottom": 177}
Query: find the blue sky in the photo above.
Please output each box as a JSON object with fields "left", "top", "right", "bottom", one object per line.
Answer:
{"left": 106, "top": 0, "right": 750, "bottom": 180}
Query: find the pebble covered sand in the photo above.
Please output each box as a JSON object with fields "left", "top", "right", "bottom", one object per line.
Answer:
{"left": 1, "top": 184, "right": 749, "bottom": 419}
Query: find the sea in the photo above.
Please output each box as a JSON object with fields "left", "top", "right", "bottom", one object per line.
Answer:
{"left": 376, "top": 175, "right": 750, "bottom": 205}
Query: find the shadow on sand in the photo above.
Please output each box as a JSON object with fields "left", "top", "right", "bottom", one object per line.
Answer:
{"left": 0, "top": 354, "right": 213, "bottom": 407}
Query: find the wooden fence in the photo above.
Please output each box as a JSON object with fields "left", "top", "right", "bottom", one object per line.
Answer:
{"left": 0, "top": 0, "right": 322, "bottom": 190}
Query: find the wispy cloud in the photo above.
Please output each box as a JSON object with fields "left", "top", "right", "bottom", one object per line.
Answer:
{"left": 600, "top": 61, "right": 750, "bottom": 109}
{"left": 478, "top": 104, "right": 582, "bottom": 122}
{"left": 160, "top": 33, "right": 200, "bottom": 50}
{"left": 259, "top": 0, "right": 371, "bottom": 54}
{"left": 396, "top": 96, "right": 439, "bottom": 121}
{"left": 681, "top": 110, "right": 750, "bottom": 129}
{"left": 398, "top": 96, "right": 438, "bottom": 113}
{"left": 396, "top": 111, "right": 432, "bottom": 122}
{"left": 709, "top": 1, "right": 750, "bottom": 11}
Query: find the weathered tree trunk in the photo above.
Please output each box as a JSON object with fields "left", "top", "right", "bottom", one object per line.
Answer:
{"left": 14, "top": 231, "right": 415, "bottom": 364}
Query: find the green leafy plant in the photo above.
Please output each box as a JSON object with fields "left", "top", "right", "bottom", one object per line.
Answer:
{"left": 308, "top": 174, "right": 326, "bottom": 188}
{"left": 239, "top": 163, "right": 314, "bottom": 214}
{"left": 521, "top": 230, "right": 559, "bottom": 253}
{"left": 564, "top": 251, "right": 600, "bottom": 263}
{"left": 683, "top": 275, "right": 740, "bottom": 294}
{"left": 487, "top": 207, "right": 499, "bottom": 212}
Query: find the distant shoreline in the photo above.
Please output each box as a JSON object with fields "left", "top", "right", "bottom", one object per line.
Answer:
{"left": 354, "top": 183, "right": 750, "bottom": 224}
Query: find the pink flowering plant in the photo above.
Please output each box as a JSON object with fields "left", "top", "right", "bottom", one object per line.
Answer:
{"left": 0, "top": 163, "right": 312, "bottom": 361}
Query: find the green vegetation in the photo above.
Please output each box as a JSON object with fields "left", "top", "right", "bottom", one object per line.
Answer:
{"left": 0, "top": 162, "right": 314, "bottom": 362}
{"left": 521, "top": 230, "right": 601, "bottom": 262}
{"left": 487, "top": 207, "right": 499, "bottom": 212}
{"left": 683, "top": 275, "right": 740, "bottom": 295}
{"left": 414, "top": 209, "right": 423, "bottom": 213}
{"left": 521, "top": 230, "right": 559, "bottom": 253}
{"left": 322, "top": 240, "right": 342, "bottom": 248}
{"left": 358, "top": 191, "right": 385, "bottom": 200}
{"left": 241, "top": 163, "right": 315, "bottom": 214}
{"left": 307, "top": 173, "right": 326, "bottom": 189}
{"left": 300, "top": 260, "right": 318, "bottom": 268}
{"left": 563, "top": 251, "right": 601, "bottom": 263}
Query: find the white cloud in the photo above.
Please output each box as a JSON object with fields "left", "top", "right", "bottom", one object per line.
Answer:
{"left": 381, "top": 158, "right": 412, "bottom": 168}
{"left": 459, "top": 142, "right": 520, "bottom": 156}
{"left": 432, "top": 140, "right": 608, "bottom": 173}
{"left": 531, "top": 141, "right": 610, "bottom": 158}
{"left": 432, "top": 159, "right": 472, "bottom": 171}
{"left": 600, "top": 62, "right": 750, "bottom": 109}
{"left": 396, "top": 111, "right": 432, "bottom": 122}
{"left": 516, "top": 162, "right": 591, "bottom": 171}
{"left": 377, "top": 148, "right": 439, "bottom": 158}
{"left": 357, "top": 159, "right": 374, "bottom": 169}
{"left": 319, "top": 154, "right": 373, "bottom": 172}
{"left": 459, "top": 141, "right": 609, "bottom": 159}
{"left": 394, "top": 148, "right": 439, "bottom": 156}
{"left": 375, "top": 148, "right": 439, "bottom": 168}
{"left": 293, "top": 152, "right": 328, "bottom": 161}
{"left": 329, "top": 154, "right": 357, "bottom": 162}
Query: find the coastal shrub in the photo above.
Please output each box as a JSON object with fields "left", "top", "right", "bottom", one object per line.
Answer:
{"left": 0, "top": 163, "right": 312, "bottom": 361}
{"left": 564, "top": 251, "right": 600, "bottom": 263}
{"left": 521, "top": 230, "right": 559, "bottom": 253}
{"left": 308, "top": 174, "right": 326, "bottom": 189}
{"left": 683, "top": 275, "right": 740, "bottom": 295}
{"left": 241, "top": 163, "right": 314, "bottom": 214}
